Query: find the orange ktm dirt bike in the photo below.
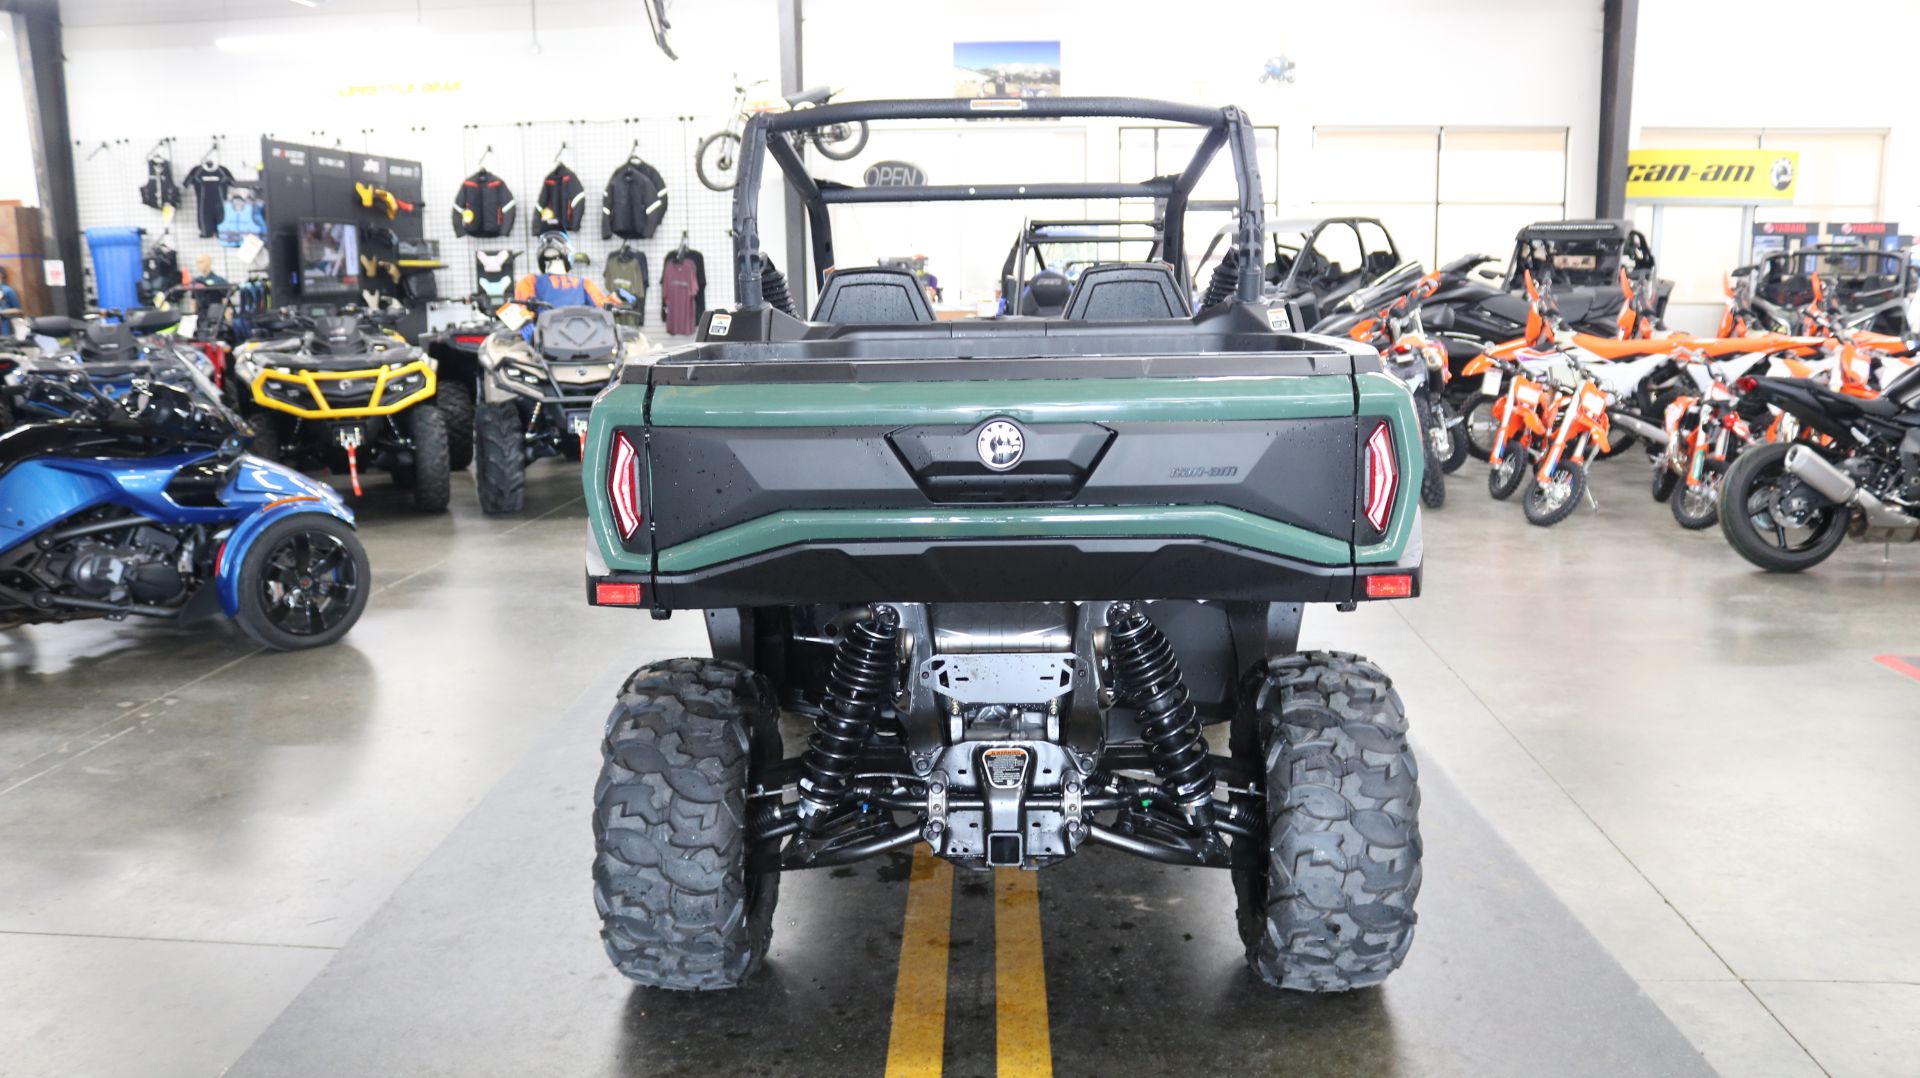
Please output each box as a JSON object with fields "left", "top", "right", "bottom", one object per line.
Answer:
{"left": 1519, "top": 356, "right": 1616, "bottom": 527}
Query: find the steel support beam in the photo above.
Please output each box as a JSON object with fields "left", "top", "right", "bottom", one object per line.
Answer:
{"left": 7, "top": 0, "right": 82, "bottom": 314}
{"left": 776, "top": 0, "right": 809, "bottom": 313}
{"left": 1596, "top": 0, "right": 1639, "bottom": 219}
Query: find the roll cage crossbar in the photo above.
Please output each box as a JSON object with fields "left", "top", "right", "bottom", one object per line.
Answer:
{"left": 729, "top": 96, "right": 1267, "bottom": 310}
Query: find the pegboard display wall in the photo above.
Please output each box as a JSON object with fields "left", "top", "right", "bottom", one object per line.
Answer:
{"left": 70, "top": 115, "right": 739, "bottom": 323}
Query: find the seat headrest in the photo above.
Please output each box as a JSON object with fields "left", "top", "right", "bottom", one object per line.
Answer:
{"left": 1061, "top": 263, "right": 1187, "bottom": 321}
{"left": 811, "top": 266, "right": 935, "bottom": 324}
{"left": 1020, "top": 270, "right": 1072, "bottom": 317}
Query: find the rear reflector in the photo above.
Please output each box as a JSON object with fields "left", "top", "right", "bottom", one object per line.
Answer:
{"left": 610, "top": 431, "right": 642, "bottom": 540}
{"left": 1365, "top": 574, "right": 1415, "bottom": 599}
{"left": 454, "top": 334, "right": 487, "bottom": 345}
{"left": 1363, "top": 421, "right": 1397, "bottom": 531}
{"left": 595, "top": 582, "right": 644, "bottom": 606}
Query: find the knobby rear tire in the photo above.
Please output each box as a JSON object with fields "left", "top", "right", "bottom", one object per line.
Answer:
{"left": 1234, "top": 651, "right": 1421, "bottom": 992}
{"left": 594, "top": 658, "right": 781, "bottom": 990}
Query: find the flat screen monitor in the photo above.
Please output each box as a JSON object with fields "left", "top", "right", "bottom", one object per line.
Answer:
{"left": 298, "top": 220, "right": 360, "bottom": 297}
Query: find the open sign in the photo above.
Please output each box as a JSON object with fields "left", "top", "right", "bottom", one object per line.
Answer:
{"left": 863, "top": 161, "right": 927, "bottom": 188}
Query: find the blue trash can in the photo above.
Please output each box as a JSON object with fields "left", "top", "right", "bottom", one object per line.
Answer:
{"left": 86, "top": 226, "right": 145, "bottom": 313}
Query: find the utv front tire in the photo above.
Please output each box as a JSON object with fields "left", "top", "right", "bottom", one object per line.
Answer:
{"left": 1235, "top": 651, "right": 1420, "bottom": 991}
{"left": 474, "top": 399, "right": 525, "bottom": 514}
{"left": 595, "top": 658, "right": 780, "bottom": 989}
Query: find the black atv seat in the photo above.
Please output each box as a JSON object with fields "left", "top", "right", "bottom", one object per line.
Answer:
{"left": 1020, "top": 270, "right": 1072, "bottom": 317}
{"left": 78, "top": 322, "right": 140, "bottom": 360}
{"left": 1062, "top": 263, "right": 1186, "bottom": 321}
{"left": 786, "top": 85, "right": 833, "bottom": 107}
{"left": 1884, "top": 363, "right": 1920, "bottom": 409}
{"left": 812, "top": 267, "right": 934, "bottom": 324}
{"left": 535, "top": 306, "right": 620, "bottom": 360}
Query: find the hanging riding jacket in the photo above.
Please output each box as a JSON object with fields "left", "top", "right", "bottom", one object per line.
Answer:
{"left": 537, "top": 163, "right": 587, "bottom": 233}
{"left": 452, "top": 169, "right": 516, "bottom": 238}
{"left": 139, "top": 155, "right": 180, "bottom": 211}
{"left": 182, "top": 162, "right": 236, "bottom": 238}
{"left": 601, "top": 160, "right": 668, "bottom": 240}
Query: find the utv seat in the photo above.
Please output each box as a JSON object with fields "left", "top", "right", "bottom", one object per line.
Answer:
{"left": 1019, "top": 270, "right": 1072, "bottom": 316}
{"left": 812, "top": 266, "right": 935, "bottom": 324}
{"left": 1062, "top": 263, "right": 1187, "bottom": 321}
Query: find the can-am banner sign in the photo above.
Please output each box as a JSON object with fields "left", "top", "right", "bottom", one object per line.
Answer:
{"left": 1625, "top": 149, "right": 1799, "bottom": 203}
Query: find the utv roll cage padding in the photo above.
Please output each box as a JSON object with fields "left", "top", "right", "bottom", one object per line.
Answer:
{"left": 1061, "top": 264, "right": 1187, "bottom": 320}
{"left": 731, "top": 97, "right": 1267, "bottom": 311}
{"left": 811, "top": 266, "right": 936, "bottom": 324}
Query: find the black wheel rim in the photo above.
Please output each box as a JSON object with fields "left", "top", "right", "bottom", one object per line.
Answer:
{"left": 259, "top": 530, "right": 358, "bottom": 636}
{"left": 1742, "top": 459, "right": 1838, "bottom": 554}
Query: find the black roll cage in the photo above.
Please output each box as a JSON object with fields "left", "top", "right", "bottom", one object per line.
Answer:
{"left": 729, "top": 97, "right": 1267, "bottom": 310}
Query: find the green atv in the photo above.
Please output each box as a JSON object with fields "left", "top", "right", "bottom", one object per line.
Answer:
{"left": 579, "top": 97, "right": 1426, "bottom": 993}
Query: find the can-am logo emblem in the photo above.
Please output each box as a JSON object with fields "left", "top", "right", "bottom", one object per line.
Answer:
{"left": 1770, "top": 156, "right": 1795, "bottom": 191}
{"left": 977, "top": 419, "right": 1025, "bottom": 471}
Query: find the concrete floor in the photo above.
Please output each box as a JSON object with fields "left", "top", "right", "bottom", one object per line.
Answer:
{"left": 1, "top": 455, "right": 1916, "bottom": 1076}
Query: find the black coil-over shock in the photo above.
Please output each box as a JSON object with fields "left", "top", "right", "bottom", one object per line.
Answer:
{"left": 799, "top": 605, "right": 900, "bottom": 826}
{"left": 1106, "top": 602, "right": 1216, "bottom": 817}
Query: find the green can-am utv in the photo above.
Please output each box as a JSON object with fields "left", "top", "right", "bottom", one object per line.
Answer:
{"left": 579, "top": 97, "right": 1426, "bottom": 993}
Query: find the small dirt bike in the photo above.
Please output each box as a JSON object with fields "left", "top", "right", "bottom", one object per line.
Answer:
{"left": 696, "top": 76, "right": 871, "bottom": 191}
{"left": 1338, "top": 272, "right": 1463, "bottom": 507}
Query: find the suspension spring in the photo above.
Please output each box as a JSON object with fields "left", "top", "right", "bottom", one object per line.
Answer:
{"left": 799, "top": 605, "right": 900, "bottom": 824}
{"left": 1105, "top": 602, "right": 1216, "bottom": 810}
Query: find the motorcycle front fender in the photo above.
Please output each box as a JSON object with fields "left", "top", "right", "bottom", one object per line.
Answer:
{"left": 214, "top": 458, "right": 355, "bottom": 617}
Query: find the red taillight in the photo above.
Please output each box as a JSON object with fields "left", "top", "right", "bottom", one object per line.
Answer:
{"left": 454, "top": 334, "right": 487, "bottom": 345}
{"left": 1365, "top": 573, "right": 1414, "bottom": 599}
{"left": 1735, "top": 376, "right": 1759, "bottom": 394}
{"left": 595, "top": 581, "right": 644, "bottom": 606}
{"left": 1364, "top": 421, "right": 1397, "bottom": 531}
{"left": 610, "top": 430, "right": 642, "bottom": 540}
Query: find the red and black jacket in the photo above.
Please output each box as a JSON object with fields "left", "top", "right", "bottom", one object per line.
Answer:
{"left": 537, "top": 163, "right": 586, "bottom": 233}
{"left": 452, "top": 169, "right": 516, "bottom": 239}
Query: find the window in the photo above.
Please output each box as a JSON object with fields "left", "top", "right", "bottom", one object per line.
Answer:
{"left": 1309, "top": 127, "right": 1568, "bottom": 268}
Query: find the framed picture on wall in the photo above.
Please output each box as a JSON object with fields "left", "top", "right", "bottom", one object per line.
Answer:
{"left": 953, "top": 41, "right": 1061, "bottom": 99}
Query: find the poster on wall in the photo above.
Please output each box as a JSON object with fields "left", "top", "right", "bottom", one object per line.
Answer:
{"left": 1625, "top": 149, "right": 1798, "bottom": 203}
{"left": 953, "top": 41, "right": 1061, "bottom": 99}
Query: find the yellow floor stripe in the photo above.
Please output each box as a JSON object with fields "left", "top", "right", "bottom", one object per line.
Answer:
{"left": 994, "top": 869, "right": 1052, "bottom": 1078}
{"left": 884, "top": 845, "right": 954, "bottom": 1078}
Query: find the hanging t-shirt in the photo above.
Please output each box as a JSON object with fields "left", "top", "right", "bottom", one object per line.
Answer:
{"left": 181, "top": 162, "right": 236, "bottom": 238}
{"left": 604, "top": 248, "right": 648, "bottom": 324}
{"left": 660, "top": 251, "right": 703, "bottom": 336}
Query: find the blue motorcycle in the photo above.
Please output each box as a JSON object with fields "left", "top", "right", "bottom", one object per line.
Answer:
{"left": 0, "top": 365, "right": 370, "bottom": 650}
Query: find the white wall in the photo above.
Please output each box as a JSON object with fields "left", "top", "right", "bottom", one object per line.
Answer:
{"left": 798, "top": 0, "right": 1605, "bottom": 297}
{"left": 0, "top": 17, "right": 38, "bottom": 206}
{"left": 53, "top": 0, "right": 1609, "bottom": 306}
{"left": 1633, "top": 0, "right": 1920, "bottom": 330}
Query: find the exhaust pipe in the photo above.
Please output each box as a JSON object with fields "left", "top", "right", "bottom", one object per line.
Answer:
{"left": 1783, "top": 445, "right": 1919, "bottom": 530}
{"left": 1608, "top": 411, "right": 1669, "bottom": 447}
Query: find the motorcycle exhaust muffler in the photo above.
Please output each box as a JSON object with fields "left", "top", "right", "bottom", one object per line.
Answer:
{"left": 1783, "top": 445, "right": 1920, "bottom": 530}
{"left": 1607, "top": 411, "right": 1669, "bottom": 447}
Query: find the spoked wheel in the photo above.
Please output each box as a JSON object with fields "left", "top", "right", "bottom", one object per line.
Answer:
{"left": 1417, "top": 397, "right": 1446, "bottom": 509}
{"left": 695, "top": 131, "right": 742, "bottom": 191}
{"left": 1523, "top": 461, "right": 1586, "bottom": 527}
{"left": 1718, "top": 442, "right": 1850, "bottom": 572}
{"left": 233, "top": 513, "right": 370, "bottom": 650}
{"left": 1464, "top": 396, "right": 1499, "bottom": 461}
{"left": 810, "top": 120, "right": 870, "bottom": 161}
{"left": 1670, "top": 479, "right": 1720, "bottom": 530}
{"left": 1488, "top": 445, "right": 1530, "bottom": 501}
